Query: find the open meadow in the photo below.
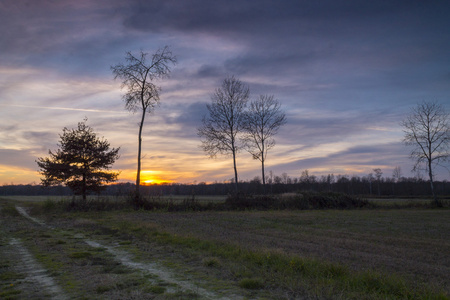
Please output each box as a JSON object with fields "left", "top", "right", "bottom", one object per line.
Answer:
{"left": 0, "top": 195, "right": 449, "bottom": 299}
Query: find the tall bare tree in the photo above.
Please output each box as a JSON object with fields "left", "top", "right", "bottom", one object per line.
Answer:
{"left": 242, "top": 95, "right": 286, "bottom": 192}
{"left": 198, "top": 76, "right": 249, "bottom": 193}
{"left": 402, "top": 101, "right": 450, "bottom": 206}
{"left": 111, "top": 46, "right": 176, "bottom": 199}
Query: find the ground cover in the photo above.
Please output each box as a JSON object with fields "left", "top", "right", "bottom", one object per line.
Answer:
{"left": 0, "top": 196, "right": 449, "bottom": 299}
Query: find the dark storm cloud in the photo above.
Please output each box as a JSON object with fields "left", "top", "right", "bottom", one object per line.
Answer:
{"left": 2, "top": 0, "right": 448, "bottom": 81}
{"left": 121, "top": 1, "right": 449, "bottom": 64}
{"left": 0, "top": 1, "right": 129, "bottom": 75}
{"left": 118, "top": 0, "right": 450, "bottom": 114}
{"left": 122, "top": 1, "right": 410, "bottom": 36}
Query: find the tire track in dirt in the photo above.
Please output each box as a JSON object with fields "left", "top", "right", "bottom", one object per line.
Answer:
{"left": 15, "top": 206, "right": 238, "bottom": 299}
{"left": 9, "top": 238, "right": 68, "bottom": 300}
{"left": 84, "top": 239, "right": 223, "bottom": 299}
{"left": 15, "top": 205, "right": 53, "bottom": 229}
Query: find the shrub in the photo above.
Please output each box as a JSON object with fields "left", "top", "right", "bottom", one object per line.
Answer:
{"left": 224, "top": 192, "right": 372, "bottom": 210}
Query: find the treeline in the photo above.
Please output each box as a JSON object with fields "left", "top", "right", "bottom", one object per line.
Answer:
{"left": 1, "top": 175, "right": 449, "bottom": 197}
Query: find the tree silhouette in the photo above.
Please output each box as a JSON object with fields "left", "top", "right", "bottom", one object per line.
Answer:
{"left": 111, "top": 46, "right": 176, "bottom": 199}
{"left": 242, "top": 95, "right": 286, "bottom": 192}
{"left": 36, "top": 119, "right": 120, "bottom": 200}
{"left": 198, "top": 76, "right": 249, "bottom": 193}
{"left": 402, "top": 101, "right": 450, "bottom": 206}
{"left": 373, "top": 168, "right": 383, "bottom": 196}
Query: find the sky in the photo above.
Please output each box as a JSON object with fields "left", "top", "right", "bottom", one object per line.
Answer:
{"left": 1, "top": 0, "right": 449, "bottom": 185}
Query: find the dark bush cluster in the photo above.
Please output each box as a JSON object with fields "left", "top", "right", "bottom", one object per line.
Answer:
{"left": 126, "top": 192, "right": 372, "bottom": 211}
{"left": 224, "top": 192, "right": 373, "bottom": 210}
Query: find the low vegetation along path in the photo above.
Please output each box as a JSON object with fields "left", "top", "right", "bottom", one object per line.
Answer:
{"left": 1, "top": 204, "right": 240, "bottom": 299}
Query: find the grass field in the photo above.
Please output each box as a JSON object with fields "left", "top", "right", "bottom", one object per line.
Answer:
{"left": 0, "top": 196, "right": 449, "bottom": 299}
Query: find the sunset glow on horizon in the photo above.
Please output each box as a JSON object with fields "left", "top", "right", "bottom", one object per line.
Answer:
{"left": 1, "top": 1, "right": 449, "bottom": 186}
{"left": 139, "top": 170, "right": 173, "bottom": 185}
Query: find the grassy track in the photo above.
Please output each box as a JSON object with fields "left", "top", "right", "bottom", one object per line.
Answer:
{"left": 0, "top": 196, "right": 449, "bottom": 299}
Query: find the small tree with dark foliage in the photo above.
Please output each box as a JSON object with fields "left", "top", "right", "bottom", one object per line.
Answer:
{"left": 36, "top": 119, "right": 120, "bottom": 201}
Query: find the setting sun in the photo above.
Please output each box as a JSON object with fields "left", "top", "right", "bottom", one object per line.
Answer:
{"left": 140, "top": 170, "right": 172, "bottom": 185}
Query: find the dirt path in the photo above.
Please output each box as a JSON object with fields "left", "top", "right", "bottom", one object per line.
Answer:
{"left": 10, "top": 205, "right": 240, "bottom": 299}
{"left": 84, "top": 240, "right": 223, "bottom": 299}
{"left": 9, "top": 237, "right": 68, "bottom": 300}
{"left": 15, "top": 205, "right": 53, "bottom": 229}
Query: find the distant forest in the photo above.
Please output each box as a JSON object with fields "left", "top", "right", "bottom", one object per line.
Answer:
{"left": 1, "top": 175, "right": 449, "bottom": 197}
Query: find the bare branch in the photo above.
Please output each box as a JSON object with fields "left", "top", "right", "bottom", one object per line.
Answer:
{"left": 241, "top": 94, "right": 286, "bottom": 188}
{"left": 197, "top": 76, "right": 249, "bottom": 192}
{"left": 111, "top": 46, "right": 176, "bottom": 198}
{"left": 401, "top": 101, "right": 450, "bottom": 206}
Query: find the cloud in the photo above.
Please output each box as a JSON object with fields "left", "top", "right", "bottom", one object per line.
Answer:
{"left": 0, "top": 149, "right": 38, "bottom": 170}
{"left": 269, "top": 142, "right": 409, "bottom": 176}
{"left": 1, "top": 0, "right": 449, "bottom": 185}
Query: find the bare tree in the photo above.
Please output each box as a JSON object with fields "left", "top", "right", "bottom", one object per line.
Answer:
{"left": 197, "top": 76, "right": 250, "bottom": 193}
{"left": 367, "top": 173, "right": 374, "bottom": 195}
{"left": 392, "top": 166, "right": 402, "bottom": 182}
{"left": 111, "top": 46, "right": 176, "bottom": 199}
{"left": 242, "top": 95, "right": 286, "bottom": 192}
{"left": 391, "top": 166, "right": 403, "bottom": 196}
{"left": 373, "top": 168, "right": 383, "bottom": 196}
{"left": 402, "top": 101, "right": 450, "bottom": 206}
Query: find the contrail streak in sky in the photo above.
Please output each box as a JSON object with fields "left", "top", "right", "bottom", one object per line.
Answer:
{"left": 0, "top": 104, "right": 126, "bottom": 114}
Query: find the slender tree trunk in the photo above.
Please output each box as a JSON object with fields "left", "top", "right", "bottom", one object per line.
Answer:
{"left": 136, "top": 109, "right": 146, "bottom": 198}
{"left": 261, "top": 142, "right": 266, "bottom": 194}
{"left": 377, "top": 181, "right": 380, "bottom": 196}
{"left": 82, "top": 172, "right": 87, "bottom": 201}
{"left": 232, "top": 148, "right": 239, "bottom": 194}
{"left": 261, "top": 158, "right": 266, "bottom": 194}
{"left": 428, "top": 159, "right": 440, "bottom": 206}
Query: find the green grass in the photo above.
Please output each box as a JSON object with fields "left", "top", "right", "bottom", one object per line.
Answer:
{"left": 68, "top": 251, "right": 93, "bottom": 259}
{"left": 3, "top": 196, "right": 449, "bottom": 299}
{"left": 239, "top": 277, "right": 264, "bottom": 289}
{"left": 0, "top": 271, "right": 25, "bottom": 281}
{"left": 100, "top": 212, "right": 448, "bottom": 299}
{"left": 146, "top": 285, "right": 166, "bottom": 294}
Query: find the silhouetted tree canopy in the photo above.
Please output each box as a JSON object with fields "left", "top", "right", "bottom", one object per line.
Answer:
{"left": 36, "top": 119, "right": 120, "bottom": 200}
